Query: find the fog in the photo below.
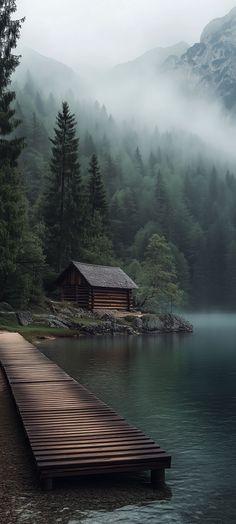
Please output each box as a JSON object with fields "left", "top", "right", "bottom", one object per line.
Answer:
{"left": 86, "top": 64, "right": 236, "bottom": 162}
{"left": 17, "top": 0, "right": 236, "bottom": 67}
{"left": 15, "top": 1, "right": 236, "bottom": 163}
{"left": 5, "top": 1, "right": 236, "bottom": 313}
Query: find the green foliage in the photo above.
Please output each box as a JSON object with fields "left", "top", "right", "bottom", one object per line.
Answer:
{"left": 0, "top": 2, "right": 46, "bottom": 309}
{"left": 0, "top": 0, "right": 25, "bottom": 166}
{"left": 0, "top": 164, "right": 45, "bottom": 307}
{"left": 3, "top": 45, "right": 236, "bottom": 310}
{"left": 137, "top": 234, "right": 183, "bottom": 312}
{"left": 88, "top": 153, "right": 108, "bottom": 222}
{"left": 0, "top": 164, "right": 26, "bottom": 291}
{"left": 81, "top": 211, "right": 114, "bottom": 265}
{"left": 43, "top": 101, "right": 82, "bottom": 271}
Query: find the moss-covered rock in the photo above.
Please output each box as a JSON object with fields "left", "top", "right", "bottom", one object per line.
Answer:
{"left": 0, "top": 310, "right": 18, "bottom": 326}
{"left": 0, "top": 302, "right": 14, "bottom": 312}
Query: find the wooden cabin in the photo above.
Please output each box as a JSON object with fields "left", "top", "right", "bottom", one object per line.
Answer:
{"left": 56, "top": 261, "right": 138, "bottom": 311}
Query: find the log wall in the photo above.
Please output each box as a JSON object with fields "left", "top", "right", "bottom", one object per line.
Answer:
{"left": 60, "top": 268, "right": 132, "bottom": 311}
{"left": 92, "top": 287, "right": 129, "bottom": 310}
{"left": 61, "top": 284, "right": 91, "bottom": 309}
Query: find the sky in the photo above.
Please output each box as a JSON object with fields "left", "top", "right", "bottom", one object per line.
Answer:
{"left": 16, "top": 0, "right": 236, "bottom": 67}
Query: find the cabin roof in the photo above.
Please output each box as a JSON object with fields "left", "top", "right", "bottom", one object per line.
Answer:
{"left": 72, "top": 261, "right": 138, "bottom": 289}
{"left": 59, "top": 261, "right": 138, "bottom": 289}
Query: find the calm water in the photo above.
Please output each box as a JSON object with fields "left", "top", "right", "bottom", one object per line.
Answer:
{"left": 39, "top": 313, "right": 236, "bottom": 523}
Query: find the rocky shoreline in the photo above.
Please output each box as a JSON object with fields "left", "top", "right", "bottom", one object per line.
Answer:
{"left": 12, "top": 301, "right": 193, "bottom": 338}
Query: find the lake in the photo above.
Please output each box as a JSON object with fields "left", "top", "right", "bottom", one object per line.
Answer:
{"left": 1, "top": 314, "right": 236, "bottom": 523}
{"left": 37, "top": 313, "right": 236, "bottom": 523}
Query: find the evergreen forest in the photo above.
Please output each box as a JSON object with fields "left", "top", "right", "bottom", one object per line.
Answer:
{"left": 1, "top": 1, "right": 236, "bottom": 311}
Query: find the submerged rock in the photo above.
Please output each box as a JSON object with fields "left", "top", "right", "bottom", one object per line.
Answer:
{"left": 141, "top": 314, "right": 193, "bottom": 333}
{"left": 74, "top": 320, "right": 135, "bottom": 336}
{"left": 125, "top": 313, "right": 193, "bottom": 333}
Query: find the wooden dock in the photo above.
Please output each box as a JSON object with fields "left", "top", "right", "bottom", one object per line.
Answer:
{"left": 0, "top": 332, "right": 171, "bottom": 490}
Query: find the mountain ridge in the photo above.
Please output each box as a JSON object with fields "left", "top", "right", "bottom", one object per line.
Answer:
{"left": 170, "top": 7, "right": 236, "bottom": 109}
{"left": 115, "top": 41, "right": 189, "bottom": 76}
{"left": 15, "top": 46, "right": 83, "bottom": 97}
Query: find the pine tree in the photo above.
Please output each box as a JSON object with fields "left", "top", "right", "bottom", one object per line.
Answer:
{"left": 24, "top": 71, "right": 35, "bottom": 97}
{"left": 0, "top": 164, "right": 26, "bottom": 299}
{"left": 189, "top": 226, "right": 209, "bottom": 308}
{"left": 103, "top": 153, "right": 121, "bottom": 197}
{"left": 0, "top": 0, "right": 25, "bottom": 167}
{"left": 0, "top": 1, "right": 29, "bottom": 303}
{"left": 155, "top": 170, "right": 172, "bottom": 240}
{"left": 43, "top": 101, "right": 82, "bottom": 271}
{"left": 149, "top": 151, "right": 157, "bottom": 177}
{"left": 88, "top": 153, "right": 108, "bottom": 222}
{"left": 139, "top": 233, "right": 183, "bottom": 311}
{"left": 81, "top": 154, "right": 112, "bottom": 263}
{"left": 35, "top": 92, "right": 46, "bottom": 116}
{"left": 135, "top": 146, "right": 145, "bottom": 177}
{"left": 83, "top": 132, "right": 96, "bottom": 157}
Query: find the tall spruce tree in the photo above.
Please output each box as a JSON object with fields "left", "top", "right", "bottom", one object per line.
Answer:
{"left": 0, "top": 0, "right": 25, "bottom": 167}
{"left": 0, "top": 1, "right": 28, "bottom": 302}
{"left": 81, "top": 154, "right": 113, "bottom": 263}
{"left": 43, "top": 101, "right": 82, "bottom": 271}
{"left": 88, "top": 153, "right": 108, "bottom": 222}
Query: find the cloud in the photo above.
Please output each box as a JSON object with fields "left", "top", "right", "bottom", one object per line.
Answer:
{"left": 17, "top": 0, "right": 236, "bottom": 66}
{"left": 15, "top": 0, "right": 236, "bottom": 162}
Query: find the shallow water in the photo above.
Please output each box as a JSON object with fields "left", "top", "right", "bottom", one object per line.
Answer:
{"left": 1, "top": 314, "right": 236, "bottom": 523}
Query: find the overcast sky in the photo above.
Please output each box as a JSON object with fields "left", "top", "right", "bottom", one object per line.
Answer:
{"left": 16, "top": 0, "right": 236, "bottom": 67}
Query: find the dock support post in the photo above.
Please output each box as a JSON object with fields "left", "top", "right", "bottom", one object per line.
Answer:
{"left": 151, "top": 469, "right": 165, "bottom": 488}
{"left": 42, "top": 478, "right": 53, "bottom": 491}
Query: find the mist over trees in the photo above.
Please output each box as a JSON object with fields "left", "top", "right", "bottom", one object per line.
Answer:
{"left": 11, "top": 73, "right": 236, "bottom": 310}
{"left": 2, "top": 2, "right": 236, "bottom": 311}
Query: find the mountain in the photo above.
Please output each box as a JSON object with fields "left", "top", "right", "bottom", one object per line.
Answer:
{"left": 14, "top": 46, "right": 84, "bottom": 98}
{"left": 115, "top": 42, "right": 189, "bottom": 77}
{"left": 168, "top": 8, "right": 236, "bottom": 109}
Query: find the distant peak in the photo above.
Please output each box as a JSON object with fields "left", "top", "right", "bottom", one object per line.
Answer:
{"left": 115, "top": 41, "right": 189, "bottom": 70}
{"left": 201, "top": 7, "right": 236, "bottom": 44}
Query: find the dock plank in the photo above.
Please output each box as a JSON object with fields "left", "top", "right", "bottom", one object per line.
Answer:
{"left": 0, "top": 332, "right": 171, "bottom": 489}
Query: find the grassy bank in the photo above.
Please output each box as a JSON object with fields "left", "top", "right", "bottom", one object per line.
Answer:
{"left": 0, "top": 323, "right": 79, "bottom": 344}
{"left": 0, "top": 301, "right": 193, "bottom": 343}
{"left": 0, "top": 305, "right": 100, "bottom": 343}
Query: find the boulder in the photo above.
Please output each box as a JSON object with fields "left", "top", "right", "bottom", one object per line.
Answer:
{"left": 0, "top": 302, "right": 14, "bottom": 312}
{"left": 141, "top": 314, "right": 193, "bottom": 333}
{"left": 0, "top": 303, "right": 18, "bottom": 326}
{"left": 47, "top": 315, "right": 70, "bottom": 329}
{"left": 131, "top": 317, "right": 143, "bottom": 331}
{"left": 0, "top": 311, "right": 18, "bottom": 326}
{"left": 141, "top": 315, "right": 165, "bottom": 332}
{"left": 17, "top": 311, "right": 33, "bottom": 326}
{"left": 94, "top": 311, "right": 115, "bottom": 321}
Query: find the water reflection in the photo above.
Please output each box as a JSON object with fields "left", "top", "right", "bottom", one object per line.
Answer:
{"left": 1, "top": 314, "right": 236, "bottom": 523}
{"left": 40, "top": 315, "right": 236, "bottom": 523}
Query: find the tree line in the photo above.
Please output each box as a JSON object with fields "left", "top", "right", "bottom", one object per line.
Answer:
{"left": 1, "top": 1, "right": 236, "bottom": 311}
